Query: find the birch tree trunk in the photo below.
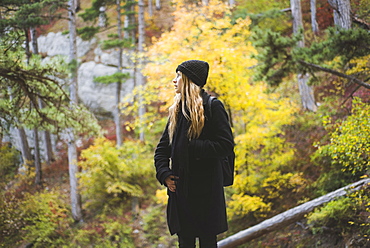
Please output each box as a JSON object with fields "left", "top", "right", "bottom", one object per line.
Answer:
{"left": 68, "top": 0, "right": 82, "bottom": 222}
{"left": 115, "top": 0, "right": 123, "bottom": 147}
{"left": 137, "top": 0, "right": 145, "bottom": 142}
{"left": 155, "top": 0, "right": 161, "bottom": 10}
{"left": 290, "top": 0, "right": 317, "bottom": 112}
{"left": 148, "top": 0, "right": 153, "bottom": 17}
{"left": 310, "top": 0, "right": 319, "bottom": 33}
{"left": 129, "top": 0, "right": 146, "bottom": 220}
{"left": 328, "top": 0, "right": 351, "bottom": 29}
{"left": 98, "top": 6, "right": 107, "bottom": 28}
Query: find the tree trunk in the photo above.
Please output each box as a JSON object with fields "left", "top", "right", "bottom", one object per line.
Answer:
{"left": 298, "top": 73, "right": 317, "bottom": 112}
{"left": 218, "top": 178, "right": 370, "bottom": 248}
{"left": 31, "top": 27, "right": 54, "bottom": 165}
{"left": 123, "top": 1, "right": 136, "bottom": 41}
{"left": 38, "top": 99, "right": 54, "bottom": 165}
{"left": 129, "top": 0, "right": 146, "bottom": 219}
{"left": 148, "top": 0, "right": 153, "bottom": 17}
{"left": 310, "top": 0, "right": 319, "bottom": 33}
{"left": 7, "top": 86, "right": 32, "bottom": 165}
{"left": 68, "top": 0, "right": 82, "bottom": 222}
{"left": 290, "top": 0, "right": 317, "bottom": 112}
{"left": 20, "top": 31, "right": 35, "bottom": 168}
{"left": 155, "top": 0, "right": 161, "bottom": 10}
{"left": 290, "top": 0, "right": 304, "bottom": 47}
{"left": 329, "top": 0, "right": 351, "bottom": 29}
{"left": 33, "top": 128, "right": 42, "bottom": 185}
{"left": 137, "top": 0, "right": 145, "bottom": 142}
{"left": 30, "top": 27, "right": 38, "bottom": 54}
{"left": 17, "top": 127, "right": 33, "bottom": 165}
{"left": 115, "top": 0, "right": 123, "bottom": 147}
{"left": 26, "top": 28, "right": 42, "bottom": 181}
{"left": 98, "top": 6, "right": 107, "bottom": 28}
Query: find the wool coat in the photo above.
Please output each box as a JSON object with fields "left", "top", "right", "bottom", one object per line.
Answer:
{"left": 154, "top": 91, "right": 234, "bottom": 237}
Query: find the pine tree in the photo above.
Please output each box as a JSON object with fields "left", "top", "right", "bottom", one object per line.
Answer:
{"left": 0, "top": 0, "right": 67, "bottom": 171}
{"left": 80, "top": 0, "right": 135, "bottom": 147}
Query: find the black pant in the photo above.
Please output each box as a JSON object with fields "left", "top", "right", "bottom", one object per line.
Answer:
{"left": 178, "top": 233, "right": 217, "bottom": 248}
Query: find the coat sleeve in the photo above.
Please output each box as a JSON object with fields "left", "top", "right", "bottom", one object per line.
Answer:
{"left": 154, "top": 123, "right": 173, "bottom": 185}
{"left": 188, "top": 99, "right": 234, "bottom": 158}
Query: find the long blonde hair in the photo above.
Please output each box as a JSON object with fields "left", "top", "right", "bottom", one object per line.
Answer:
{"left": 168, "top": 73, "right": 205, "bottom": 143}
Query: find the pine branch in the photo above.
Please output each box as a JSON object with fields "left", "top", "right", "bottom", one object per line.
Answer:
{"left": 298, "top": 60, "right": 370, "bottom": 90}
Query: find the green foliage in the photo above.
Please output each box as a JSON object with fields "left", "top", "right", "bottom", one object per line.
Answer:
{"left": 307, "top": 197, "right": 354, "bottom": 234}
{"left": 307, "top": 187, "right": 370, "bottom": 240}
{"left": 252, "top": 28, "right": 303, "bottom": 87}
{"left": 296, "top": 28, "right": 370, "bottom": 67}
{"left": 253, "top": 27, "right": 370, "bottom": 87}
{"left": 78, "top": 138, "right": 156, "bottom": 212}
{"left": 316, "top": 98, "right": 370, "bottom": 176}
{"left": 0, "top": 0, "right": 67, "bottom": 31}
{"left": 20, "top": 190, "right": 73, "bottom": 248}
{"left": 79, "top": 0, "right": 109, "bottom": 22}
{"left": 0, "top": 34, "right": 101, "bottom": 136}
{"left": 77, "top": 26, "right": 100, "bottom": 41}
{"left": 94, "top": 72, "right": 131, "bottom": 84}
{"left": 101, "top": 38, "right": 135, "bottom": 50}
{"left": 0, "top": 144, "right": 20, "bottom": 185}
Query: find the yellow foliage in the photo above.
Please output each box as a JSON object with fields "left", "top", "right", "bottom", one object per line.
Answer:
{"left": 261, "top": 171, "right": 307, "bottom": 199}
{"left": 227, "top": 193, "right": 271, "bottom": 219}
{"left": 346, "top": 55, "right": 370, "bottom": 74}
{"left": 155, "top": 188, "right": 168, "bottom": 205}
{"left": 144, "top": 0, "right": 257, "bottom": 112}
{"left": 78, "top": 137, "right": 156, "bottom": 210}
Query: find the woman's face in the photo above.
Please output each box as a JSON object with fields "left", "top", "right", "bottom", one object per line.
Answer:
{"left": 173, "top": 71, "right": 183, "bottom": 94}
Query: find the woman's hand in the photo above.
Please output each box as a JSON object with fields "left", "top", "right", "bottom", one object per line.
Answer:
{"left": 165, "top": 175, "right": 179, "bottom": 192}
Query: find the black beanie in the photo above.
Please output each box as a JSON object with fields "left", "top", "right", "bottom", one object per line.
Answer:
{"left": 176, "top": 60, "right": 209, "bottom": 87}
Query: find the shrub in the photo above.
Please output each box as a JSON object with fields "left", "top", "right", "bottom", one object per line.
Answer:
{"left": 78, "top": 138, "right": 157, "bottom": 212}
{"left": 307, "top": 197, "right": 354, "bottom": 234}
{"left": 0, "top": 191, "right": 25, "bottom": 247}
{"left": 69, "top": 215, "right": 135, "bottom": 248}
{"left": 0, "top": 144, "right": 20, "bottom": 186}
{"left": 20, "top": 189, "right": 73, "bottom": 248}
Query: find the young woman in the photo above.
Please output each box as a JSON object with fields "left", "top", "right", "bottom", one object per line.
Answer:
{"left": 154, "top": 60, "right": 234, "bottom": 248}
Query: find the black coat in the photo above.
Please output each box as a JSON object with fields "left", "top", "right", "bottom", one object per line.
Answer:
{"left": 154, "top": 91, "right": 234, "bottom": 236}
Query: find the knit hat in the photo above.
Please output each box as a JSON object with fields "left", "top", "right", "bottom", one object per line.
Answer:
{"left": 176, "top": 60, "right": 209, "bottom": 87}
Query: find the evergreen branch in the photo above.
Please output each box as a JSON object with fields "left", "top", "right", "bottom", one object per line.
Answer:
{"left": 298, "top": 60, "right": 370, "bottom": 90}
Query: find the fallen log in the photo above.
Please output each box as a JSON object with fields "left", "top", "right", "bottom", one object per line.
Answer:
{"left": 218, "top": 178, "right": 370, "bottom": 248}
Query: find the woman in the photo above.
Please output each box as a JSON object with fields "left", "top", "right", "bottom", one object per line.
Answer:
{"left": 154, "top": 60, "right": 234, "bottom": 248}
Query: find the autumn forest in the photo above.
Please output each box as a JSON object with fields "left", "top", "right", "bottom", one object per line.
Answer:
{"left": 0, "top": 0, "right": 369, "bottom": 247}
